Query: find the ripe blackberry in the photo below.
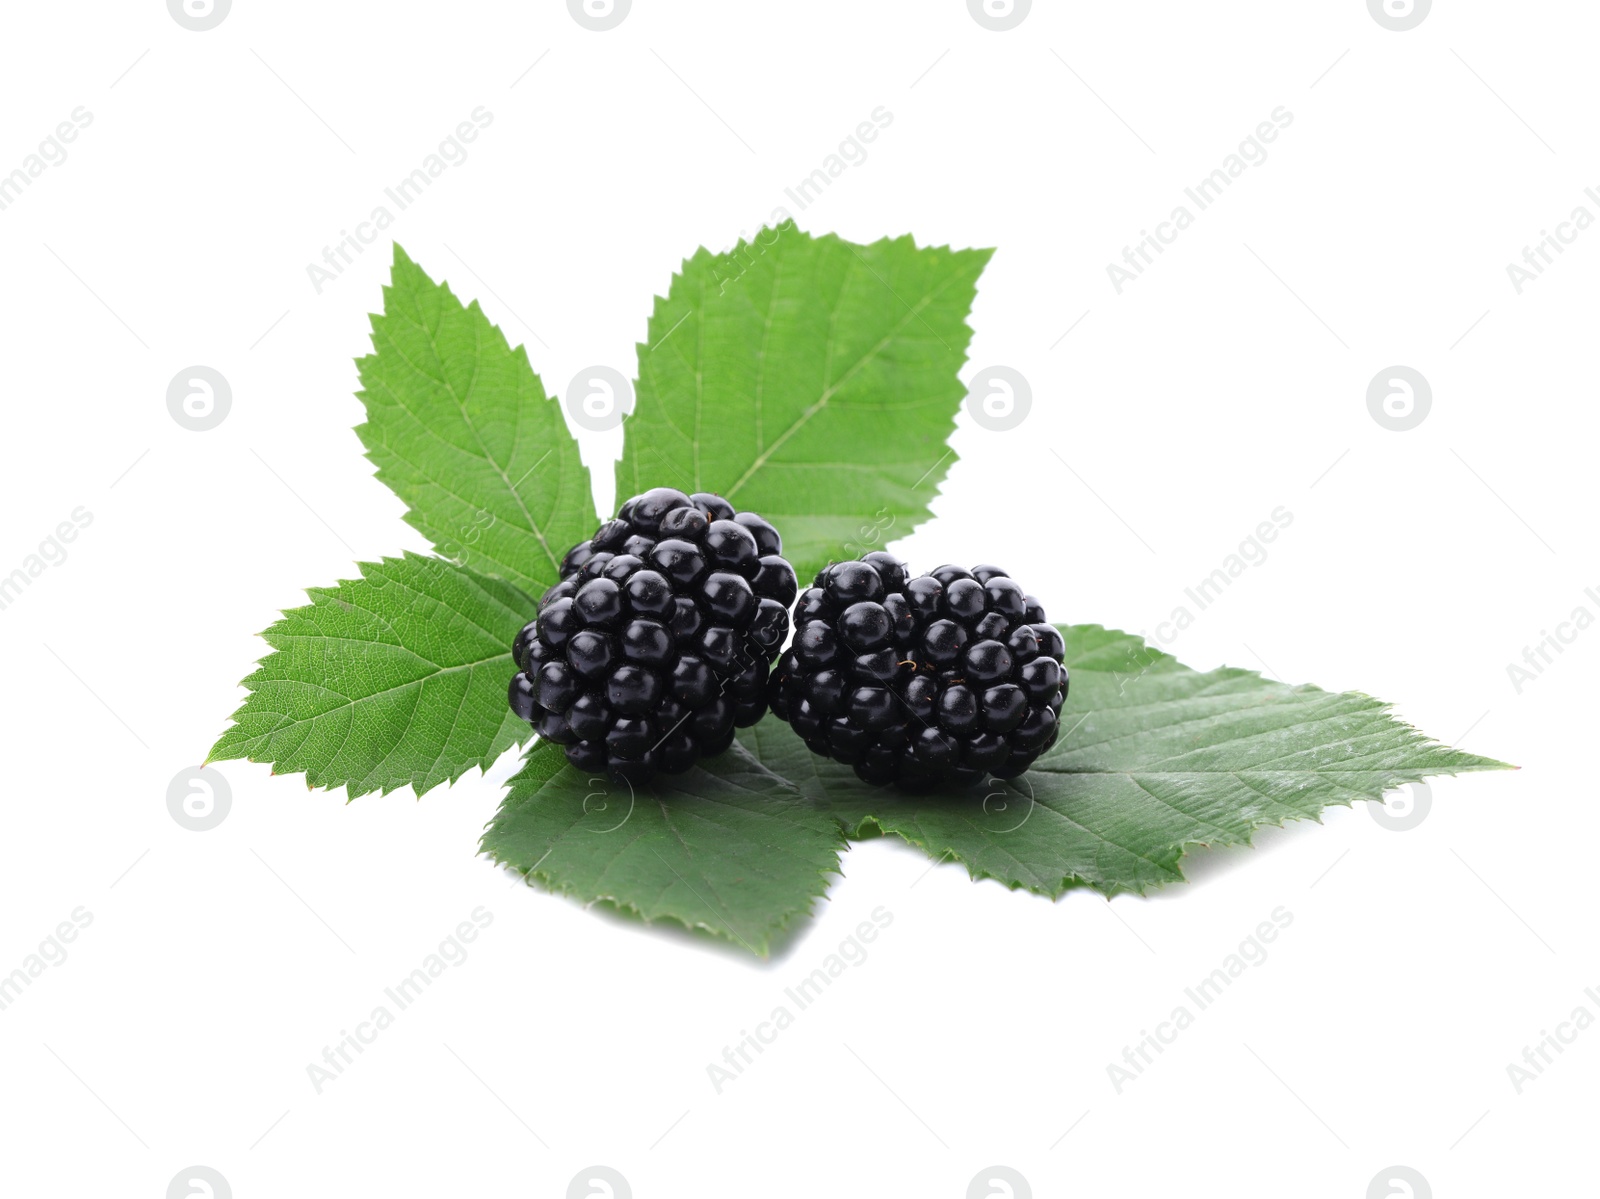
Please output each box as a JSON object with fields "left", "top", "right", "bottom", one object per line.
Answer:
{"left": 507, "top": 488, "right": 797, "bottom": 784}
{"left": 767, "top": 554, "right": 1066, "bottom": 788}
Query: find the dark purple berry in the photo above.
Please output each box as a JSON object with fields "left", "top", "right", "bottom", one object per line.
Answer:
{"left": 648, "top": 539, "right": 707, "bottom": 588}
{"left": 963, "top": 640, "right": 1014, "bottom": 685}
{"left": 765, "top": 555, "right": 1066, "bottom": 788}
{"left": 606, "top": 716, "right": 656, "bottom": 758}
{"left": 560, "top": 540, "right": 595, "bottom": 578}
{"left": 566, "top": 739, "right": 607, "bottom": 772}
{"left": 669, "top": 596, "right": 704, "bottom": 643}
{"left": 538, "top": 598, "right": 579, "bottom": 648}
{"left": 751, "top": 555, "right": 799, "bottom": 605}
{"left": 566, "top": 629, "right": 614, "bottom": 680}
{"left": 566, "top": 693, "right": 609, "bottom": 741}
{"left": 732, "top": 511, "right": 782, "bottom": 556}
{"left": 574, "top": 578, "right": 623, "bottom": 628}
{"left": 922, "top": 619, "right": 967, "bottom": 666}
{"left": 825, "top": 561, "right": 885, "bottom": 606}
{"left": 862, "top": 551, "right": 908, "bottom": 592}
{"left": 600, "top": 554, "right": 645, "bottom": 584}
{"left": 620, "top": 619, "right": 673, "bottom": 668}
{"left": 512, "top": 621, "right": 539, "bottom": 671}
{"left": 671, "top": 656, "right": 715, "bottom": 706}
{"left": 982, "top": 684, "right": 1028, "bottom": 733}
{"left": 509, "top": 492, "right": 797, "bottom": 783}
{"left": 699, "top": 625, "right": 740, "bottom": 672}
{"left": 938, "top": 685, "right": 980, "bottom": 735}
{"left": 592, "top": 519, "right": 630, "bottom": 553}
{"left": 536, "top": 661, "right": 579, "bottom": 712}
{"left": 536, "top": 710, "right": 577, "bottom": 744}
{"left": 700, "top": 572, "right": 756, "bottom": 626}
{"left": 748, "top": 598, "right": 790, "bottom": 652}
{"left": 703, "top": 520, "right": 760, "bottom": 573}
{"left": 659, "top": 505, "right": 709, "bottom": 541}
{"left": 840, "top": 601, "right": 892, "bottom": 652}
{"left": 606, "top": 665, "right": 662, "bottom": 715}
{"left": 508, "top": 673, "right": 538, "bottom": 722}
{"left": 904, "top": 576, "right": 943, "bottom": 621}
{"left": 944, "top": 578, "right": 986, "bottom": 623}
{"left": 691, "top": 492, "right": 735, "bottom": 521}
{"left": 929, "top": 564, "right": 973, "bottom": 587}
{"left": 624, "top": 569, "right": 675, "bottom": 618}
{"left": 630, "top": 487, "right": 692, "bottom": 534}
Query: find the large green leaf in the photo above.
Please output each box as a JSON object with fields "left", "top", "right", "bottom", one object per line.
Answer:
{"left": 740, "top": 625, "right": 1512, "bottom": 897}
{"left": 209, "top": 553, "right": 534, "bottom": 798}
{"left": 357, "top": 245, "right": 597, "bottom": 598}
{"left": 482, "top": 740, "right": 844, "bottom": 955}
{"left": 620, "top": 227, "right": 992, "bottom": 581}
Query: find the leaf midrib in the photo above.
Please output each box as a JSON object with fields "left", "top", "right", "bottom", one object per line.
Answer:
{"left": 724, "top": 258, "right": 973, "bottom": 499}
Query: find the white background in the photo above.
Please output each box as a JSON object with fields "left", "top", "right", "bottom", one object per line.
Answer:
{"left": 0, "top": 1, "right": 1592, "bottom": 1196}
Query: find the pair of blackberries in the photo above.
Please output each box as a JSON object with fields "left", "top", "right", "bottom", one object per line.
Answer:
{"left": 766, "top": 555, "right": 1067, "bottom": 788}
{"left": 508, "top": 492, "right": 1068, "bottom": 788}
{"left": 508, "top": 488, "right": 797, "bottom": 784}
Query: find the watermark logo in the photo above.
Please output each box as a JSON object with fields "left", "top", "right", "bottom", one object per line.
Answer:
{"left": 568, "top": 1166, "right": 631, "bottom": 1198}
{"left": 168, "top": 0, "right": 231, "bottom": 32}
{"left": 1106, "top": 907, "right": 1295, "bottom": 1093}
{"left": 968, "top": 1165, "right": 1031, "bottom": 1198}
{"left": 565, "top": 366, "right": 635, "bottom": 432}
{"left": 1370, "top": 781, "right": 1430, "bottom": 832}
{"left": 780, "top": 107, "right": 895, "bottom": 213}
{"left": 966, "top": 366, "right": 1031, "bottom": 432}
{"left": 568, "top": 0, "right": 630, "bottom": 31}
{"left": 705, "top": 907, "right": 894, "bottom": 1093}
{"left": 167, "top": 366, "right": 231, "bottom": 432}
{"left": 1367, "top": 1165, "right": 1430, "bottom": 1198}
{"left": 168, "top": 767, "right": 232, "bottom": 832}
{"left": 1366, "top": 366, "right": 1430, "bottom": 431}
{"left": 1367, "top": 0, "right": 1430, "bottom": 32}
{"left": 581, "top": 773, "right": 635, "bottom": 833}
{"left": 977, "top": 775, "right": 1035, "bottom": 834}
{"left": 167, "top": 1166, "right": 232, "bottom": 1198}
{"left": 968, "top": 0, "right": 1031, "bottom": 32}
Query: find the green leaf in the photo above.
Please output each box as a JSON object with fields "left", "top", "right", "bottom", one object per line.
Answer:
{"left": 357, "top": 245, "right": 597, "bottom": 598}
{"left": 739, "top": 625, "right": 1513, "bottom": 898}
{"left": 482, "top": 740, "right": 845, "bottom": 955}
{"left": 209, "top": 552, "right": 535, "bottom": 798}
{"left": 621, "top": 226, "right": 992, "bottom": 582}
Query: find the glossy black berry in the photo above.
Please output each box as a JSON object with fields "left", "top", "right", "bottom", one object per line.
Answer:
{"left": 751, "top": 556, "right": 799, "bottom": 606}
{"left": 508, "top": 672, "right": 537, "bottom": 722}
{"left": 703, "top": 520, "right": 760, "bottom": 574}
{"left": 823, "top": 560, "right": 885, "bottom": 606}
{"left": 620, "top": 619, "right": 673, "bottom": 668}
{"left": 507, "top": 490, "right": 795, "bottom": 784}
{"left": 733, "top": 512, "right": 782, "bottom": 556}
{"left": 701, "top": 572, "right": 756, "bottom": 625}
{"left": 574, "top": 578, "right": 623, "bottom": 628}
{"left": 648, "top": 539, "right": 707, "bottom": 588}
{"left": 566, "top": 629, "right": 614, "bottom": 679}
{"left": 629, "top": 487, "right": 692, "bottom": 534}
{"left": 767, "top": 553, "right": 1067, "bottom": 788}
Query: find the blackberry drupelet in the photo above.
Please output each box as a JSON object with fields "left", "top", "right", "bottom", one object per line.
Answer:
{"left": 766, "top": 553, "right": 1067, "bottom": 788}
{"left": 507, "top": 488, "right": 798, "bottom": 784}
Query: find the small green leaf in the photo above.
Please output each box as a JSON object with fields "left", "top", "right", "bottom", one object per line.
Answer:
{"left": 482, "top": 740, "right": 845, "bottom": 955}
{"left": 209, "top": 553, "right": 534, "bottom": 798}
{"left": 357, "top": 245, "right": 596, "bottom": 598}
{"left": 621, "top": 226, "right": 992, "bottom": 581}
{"left": 740, "top": 625, "right": 1512, "bottom": 897}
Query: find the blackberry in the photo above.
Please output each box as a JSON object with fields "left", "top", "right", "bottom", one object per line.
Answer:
{"left": 507, "top": 488, "right": 797, "bottom": 784}
{"left": 767, "top": 554, "right": 1066, "bottom": 788}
